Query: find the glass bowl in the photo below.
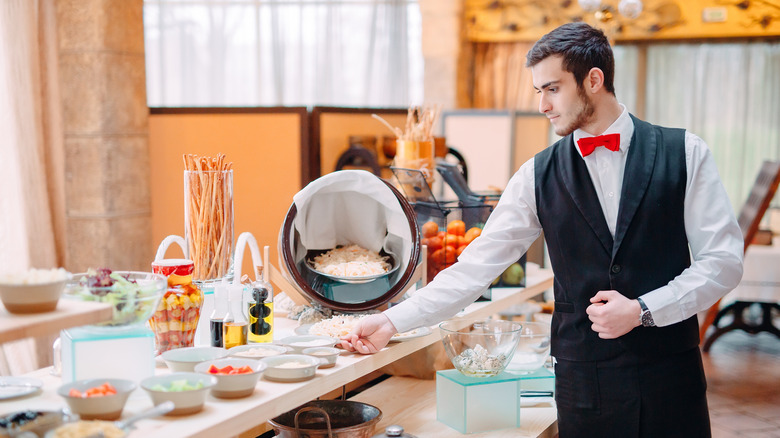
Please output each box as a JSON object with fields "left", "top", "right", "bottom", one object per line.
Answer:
{"left": 439, "top": 319, "right": 523, "bottom": 377}
{"left": 63, "top": 270, "right": 166, "bottom": 331}
{"left": 505, "top": 321, "right": 551, "bottom": 374}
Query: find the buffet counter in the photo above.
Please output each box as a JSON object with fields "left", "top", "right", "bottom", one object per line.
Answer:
{"left": 3, "top": 266, "right": 553, "bottom": 438}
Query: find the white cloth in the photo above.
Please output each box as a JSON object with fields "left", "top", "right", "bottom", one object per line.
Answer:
{"left": 386, "top": 105, "right": 744, "bottom": 332}
{"left": 292, "top": 170, "right": 413, "bottom": 276}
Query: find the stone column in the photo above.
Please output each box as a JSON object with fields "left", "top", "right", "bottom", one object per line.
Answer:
{"left": 419, "top": 0, "right": 462, "bottom": 109}
{"left": 56, "top": 0, "right": 151, "bottom": 271}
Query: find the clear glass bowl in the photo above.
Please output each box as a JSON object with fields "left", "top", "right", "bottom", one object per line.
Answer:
{"left": 504, "top": 321, "right": 551, "bottom": 374}
{"left": 439, "top": 319, "right": 523, "bottom": 377}
{"left": 63, "top": 271, "right": 166, "bottom": 331}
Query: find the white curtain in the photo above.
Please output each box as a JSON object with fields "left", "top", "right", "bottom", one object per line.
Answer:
{"left": 143, "top": 0, "right": 423, "bottom": 107}
{"left": 0, "top": 0, "right": 62, "bottom": 375}
{"left": 644, "top": 43, "right": 780, "bottom": 213}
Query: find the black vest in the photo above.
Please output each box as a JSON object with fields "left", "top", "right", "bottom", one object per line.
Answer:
{"left": 535, "top": 115, "right": 700, "bottom": 362}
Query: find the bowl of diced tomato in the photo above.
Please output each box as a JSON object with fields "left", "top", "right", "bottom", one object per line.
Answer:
{"left": 57, "top": 379, "right": 136, "bottom": 420}
{"left": 194, "top": 358, "right": 266, "bottom": 399}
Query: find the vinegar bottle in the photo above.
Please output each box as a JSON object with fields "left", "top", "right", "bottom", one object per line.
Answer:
{"left": 223, "top": 284, "right": 248, "bottom": 349}
{"left": 209, "top": 282, "right": 228, "bottom": 348}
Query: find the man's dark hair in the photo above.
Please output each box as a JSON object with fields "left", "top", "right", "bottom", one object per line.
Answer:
{"left": 525, "top": 22, "right": 615, "bottom": 94}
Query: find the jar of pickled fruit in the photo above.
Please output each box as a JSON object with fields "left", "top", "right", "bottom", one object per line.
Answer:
{"left": 149, "top": 259, "right": 204, "bottom": 354}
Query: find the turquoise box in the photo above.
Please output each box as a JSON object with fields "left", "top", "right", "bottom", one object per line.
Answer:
{"left": 436, "top": 367, "right": 554, "bottom": 434}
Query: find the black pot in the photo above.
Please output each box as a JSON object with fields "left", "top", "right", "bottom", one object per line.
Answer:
{"left": 269, "top": 400, "right": 382, "bottom": 438}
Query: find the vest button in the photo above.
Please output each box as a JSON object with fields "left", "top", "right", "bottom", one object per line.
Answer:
{"left": 611, "top": 264, "right": 622, "bottom": 274}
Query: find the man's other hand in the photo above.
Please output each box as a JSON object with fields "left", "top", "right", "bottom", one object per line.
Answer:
{"left": 586, "top": 290, "right": 641, "bottom": 339}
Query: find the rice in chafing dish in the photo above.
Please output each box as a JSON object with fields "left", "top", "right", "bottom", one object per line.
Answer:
{"left": 311, "top": 245, "right": 390, "bottom": 278}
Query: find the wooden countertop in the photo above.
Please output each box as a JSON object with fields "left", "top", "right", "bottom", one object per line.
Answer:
{"left": 0, "top": 300, "right": 113, "bottom": 344}
{"left": 350, "top": 376, "right": 558, "bottom": 438}
{"left": 3, "top": 266, "right": 554, "bottom": 438}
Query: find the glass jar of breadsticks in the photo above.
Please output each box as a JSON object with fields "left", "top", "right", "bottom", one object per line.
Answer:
{"left": 183, "top": 154, "right": 235, "bottom": 286}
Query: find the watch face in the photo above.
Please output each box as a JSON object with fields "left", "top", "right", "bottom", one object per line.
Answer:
{"left": 641, "top": 311, "right": 655, "bottom": 327}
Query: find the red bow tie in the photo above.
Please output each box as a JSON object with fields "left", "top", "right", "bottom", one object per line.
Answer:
{"left": 576, "top": 133, "right": 620, "bottom": 157}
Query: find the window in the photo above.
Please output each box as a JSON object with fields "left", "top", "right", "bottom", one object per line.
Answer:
{"left": 143, "top": 0, "right": 423, "bottom": 107}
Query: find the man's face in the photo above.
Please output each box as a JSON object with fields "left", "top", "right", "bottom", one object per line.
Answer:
{"left": 531, "top": 55, "right": 594, "bottom": 137}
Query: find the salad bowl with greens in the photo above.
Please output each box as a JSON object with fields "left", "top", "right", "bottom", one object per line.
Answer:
{"left": 64, "top": 269, "right": 166, "bottom": 330}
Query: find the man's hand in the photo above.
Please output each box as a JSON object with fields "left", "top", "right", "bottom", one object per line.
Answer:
{"left": 339, "top": 313, "right": 398, "bottom": 354}
{"left": 586, "top": 290, "right": 642, "bottom": 339}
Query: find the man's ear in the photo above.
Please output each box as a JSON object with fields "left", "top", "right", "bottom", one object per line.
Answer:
{"left": 584, "top": 67, "right": 605, "bottom": 93}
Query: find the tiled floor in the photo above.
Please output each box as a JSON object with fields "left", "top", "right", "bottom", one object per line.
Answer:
{"left": 703, "top": 330, "right": 780, "bottom": 437}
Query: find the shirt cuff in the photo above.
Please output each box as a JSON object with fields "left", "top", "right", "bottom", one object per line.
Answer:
{"left": 639, "top": 286, "right": 683, "bottom": 327}
{"left": 384, "top": 302, "right": 419, "bottom": 334}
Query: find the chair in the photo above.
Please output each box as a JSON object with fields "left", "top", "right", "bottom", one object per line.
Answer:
{"left": 700, "top": 161, "right": 780, "bottom": 351}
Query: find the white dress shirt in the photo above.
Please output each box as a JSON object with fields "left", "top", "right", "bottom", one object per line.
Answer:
{"left": 385, "top": 105, "right": 744, "bottom": 333}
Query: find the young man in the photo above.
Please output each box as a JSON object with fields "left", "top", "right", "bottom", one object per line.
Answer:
{"left": 340, "top": 22, "right": 743, "bottom": 437}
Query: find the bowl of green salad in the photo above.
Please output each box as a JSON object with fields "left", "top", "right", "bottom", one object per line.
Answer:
{"left": 63, "top": 269, "right": 166, "bottom": 331}
{"left": 140, "top": 372, "right": 216, "bottom": 415}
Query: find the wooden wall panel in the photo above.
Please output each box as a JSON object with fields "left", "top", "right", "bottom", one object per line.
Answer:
{"left": 148, "top": 108, "right": 307, "bottom": 275}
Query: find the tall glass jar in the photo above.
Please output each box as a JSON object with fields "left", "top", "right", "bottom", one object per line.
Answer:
{"left": 149, "top": 259, "right": 204, "bottom": 354}
{"left": 184, "top": 169, "right": 234, "bottom": 286}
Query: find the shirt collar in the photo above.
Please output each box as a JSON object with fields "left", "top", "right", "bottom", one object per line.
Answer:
{"left": 573, "top": 104, "right": 634, "bottom": 158}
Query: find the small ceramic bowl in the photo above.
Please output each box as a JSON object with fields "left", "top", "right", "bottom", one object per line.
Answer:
{"left": 161, "top": 346, "right": 228, "bottom": 372}
{"left": 278, "top": 335, "right": 338, "bottom": 354}
{"left": 302, "top": 347, "right": 340, "bottom": 368}
{"left": 140, "top": 372, "right": 216, "bottom": 415}
{"left": 260, "top": 354, "right": 321, "bottom": 382}
{"left": 56, "top": 378, "right": 136, "bottom": 421}
{"left": 228, "top": 344, "right": 288, "bottom": 359}
{"left": 194, "top": 358, "right": 267, "bottom": 399}
{"left": 0, "top": 279, "right": 67, "bottom": 314}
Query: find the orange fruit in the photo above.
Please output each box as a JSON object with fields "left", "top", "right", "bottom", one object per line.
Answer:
{"left": 443, "top": 233, "right": 464, "bottom": 248}
{"left": 421, "top": 221, "right": 439, "bottom": 238}
{"left": 447, "top": 220, "right": 466, "bottom": 236}
{"left": 464, "top": 227, "right": 482, "bottom": 244}
{"left": 425, "top": 236, "right": 443, "bottom": 252}
{"left": 456, "top": 245, "right": 467, "bottom": 258}
{"left": 431, "top": 247, "right": 457, "bottom": 265}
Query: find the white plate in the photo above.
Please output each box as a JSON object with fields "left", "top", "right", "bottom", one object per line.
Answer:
{"left": 389, "top": 326, "right": 433, "bottom": 342}
{"left": 295, "top": 323, "right": 432, "bottom": 342}
{"left": 0, "top": 377, "right": 43, "bottom": 400}
{"left": 520, "top": 396, "right": 555, "bottom": 407}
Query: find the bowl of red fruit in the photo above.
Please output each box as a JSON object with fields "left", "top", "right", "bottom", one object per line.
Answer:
{"left": 57, "top": 379, "right": 136, "bottom": 420}
{"left": 63, "top": 269, "right": 166, "bottom": 331}
{"left": 194, "top": 358, "right": 266, "bottom": 399}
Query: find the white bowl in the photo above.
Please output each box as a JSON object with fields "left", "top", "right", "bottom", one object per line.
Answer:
{"left": 56, "top": 378, "right": 136, "bottom": 420}
{"left": 140, "top": 372, "right": 216, "bottom": 415}
{"left": 228, "top": 344, "right": 289, "bottom": 359}
{"left": 302, "top": 347, "right": 340, "bottom": 368}
{"left": 194, "top": 358, "right": 266, "bottom": 399}
{"left": 260, "top": 354, "right": 321, "bottom": 382}
{"left": 0, "top": 279, "right": 66, "bottom": 314}
{"left": 278, "top": 335, "right": 338, "bottom": 354}
{"left": 161, "top": 346, "right": 228, "bottom": 372}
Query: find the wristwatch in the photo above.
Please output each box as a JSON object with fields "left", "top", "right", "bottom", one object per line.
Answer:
{"left": 637, "top": 297, "right": 656, "bottom": 327}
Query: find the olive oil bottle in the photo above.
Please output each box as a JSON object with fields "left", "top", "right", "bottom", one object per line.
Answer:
{"left": 223, "top": 284, "right": 247, "bottom": 349}
{"left": 248, "top": 280, "right": 273, "bottom": 343}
